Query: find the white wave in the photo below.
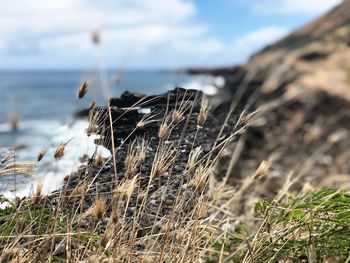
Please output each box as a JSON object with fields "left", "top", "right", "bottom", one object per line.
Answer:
{"left": 181, "top": 75, "right": 225, "bottom": 96}
{"left": 183, "top": 81, "right": 217, "bottom": 95}
{"left": 0, "top": 119, "right": 110, "bottom": 198}
{"left": 0, "top": 123, "right": 11, "bottom": 133}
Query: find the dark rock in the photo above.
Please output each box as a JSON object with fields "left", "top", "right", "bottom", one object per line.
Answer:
{"left": 299, "top": 50, "right": 329, "bottom": 61}
{"left": 48, "top": 86, "right": 240, "bottom": 257}
{"left": 55, "top": 244, "right": 66, "bottom": 257}
{"left": 74, "top": 108, "right": 90, "bottom": 118}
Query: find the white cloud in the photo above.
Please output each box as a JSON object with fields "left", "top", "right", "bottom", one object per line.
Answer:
{"left": 1, "top": 0, "right": 331, "bottom": 69}
{"left": 241, "top": 0, "right": 341, "bottom": 15}
{"left": 0, "top": 0, "right": 225, "bottom": 69}
{"left": 229, "top": 26, "right": 288, "bottom": 62}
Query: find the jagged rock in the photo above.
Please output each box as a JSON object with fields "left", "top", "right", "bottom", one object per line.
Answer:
{"left": 185, "top": 0, "right": 350, "bottom": 194}
{"left": 51, "top": 86, "right": 240, "bottom": 248}
{"left": 91, "top": 87, "right": 203, "bottom": 151}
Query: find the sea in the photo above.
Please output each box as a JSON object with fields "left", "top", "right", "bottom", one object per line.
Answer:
{"left": 0, "top": 70, "right": 224, "bottom": 198}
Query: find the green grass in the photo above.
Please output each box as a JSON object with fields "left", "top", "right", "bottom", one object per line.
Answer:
{"left": 210, "top": 188, "right": 350, "bottom": 262}
{"left": 4, "top": 188, "right": 350, "bottom": 262}
{"left": 0, "top": 196, "right": 107, "bottom": 261}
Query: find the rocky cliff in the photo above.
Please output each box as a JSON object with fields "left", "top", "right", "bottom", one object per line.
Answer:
{"left": 208, "top": 0, "right": 350, "bottom": 193}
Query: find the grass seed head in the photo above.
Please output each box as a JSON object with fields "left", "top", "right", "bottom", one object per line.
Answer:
{"left": 78, "top": 81, "right": 89, "bottom": 99}
{"left": 153, "top": 162, "right": 165, "bottom": 178}
{"left": 70, "top": 182, "right": 87, "bottom": 198}
{"left": 10, "top": 115, "right": 20, "bottom": 132}
{"left": 328, "top": 129, "right": 349, "bottom": 143}
{"left": 253, "top": 161, "right": 269, "bottom": 180}
{"left": 218, "top": 147, "right": 230, "bottom": 159}
{"left": 111, "top": 208, "right": 119, "bottom": 224}
{"left": 172, "top": 110, "right": 184, "bottom": 124}
{"left": 90, "top": 100, "right": 96, "bottom": 110}
{"left": 151, "top": 144, "right": 178, "bottom": 179}
{"left": 159, "top": 123, "right": 170, "bottom": 140}
{"left": 197, "top": 99, "right": 210, "bottom": 126}
{"left": 33, "top": 180, "right": 43, "bottom": 204}
{"left": 54, "top": 139, "right": 72, "bottom": 160}
{"left": 37, "top": 149, "right": 47, "bottom": 162}
{"left": 93, "top": 197, "right": 106, "bottom": 220}
{"left": 125, "top": 152, "right": 139, "bottom": 178}
{"left": 138, "top": 138, "right": 148, "bottom": 162}
{"left": 302, "top": 182, "right": 314, "bottom": 193}
{"left": 86, "top": 124, "right": 98, "bottom": 136}
{"left": 136, "top": 113, "right": 158, "bottom": 130}
{"left": 101, "top": 225, "right": 114, "bottom": 248}
{"left": 95, "top": 154, "right": 104, "bottom": 166}
{"left": 197, "top": 201, "right": 208, "bottom": 218}
{"left": 189, "top": 164, "right": 211, "bottom": 190}
{"left": 116, "top": 176, "right": 138, "bottom": 199}
{"left": 125, "top": 139, "right": 147, "bottom": 178}
{"left": 304, "top": 125, "right": 322, "bottom": 143}
{"left": 91, "top": 30, "right": 100, "bottom": 44}
{"left": 136, "top": 121, "right": 145, "bottom": 129}
{"left": 54, "top": 144, "right": 65, "bottom": 159}
{"left": 125, "top": 177, "right": 138, "bottom": 198}
{"left": 187, "top": 147, "right": 202, "bottom": 174}
{"left": 172, "top": 100, "right": 190, "bottom": 124}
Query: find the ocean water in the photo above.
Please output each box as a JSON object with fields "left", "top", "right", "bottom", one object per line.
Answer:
{"left": 0, "top": 70, "right": 224, "bottom": 197}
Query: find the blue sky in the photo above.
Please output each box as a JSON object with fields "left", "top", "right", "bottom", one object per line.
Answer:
{"left": 0, "top": 0, "right": 341, "bottom": 70}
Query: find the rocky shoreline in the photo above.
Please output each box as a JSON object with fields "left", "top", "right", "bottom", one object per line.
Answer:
{"left": 50, "top": 50, "right": 350, "bottom": 255}
{"left": 2, "top": 0, "right": 350, "bottom": 260}
{"left": 44, "top": 87, "right": 244, "bottom": 259}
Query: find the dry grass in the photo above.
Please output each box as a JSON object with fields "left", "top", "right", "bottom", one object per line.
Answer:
{"left": 253, "top": 160, "right": 269, "bottom": 180}
{"left": 125, "top": 138, "right": 147, "bottom": 178}
{"left": 9, "top": 115, "right": 20, "bottom": 132}
{"left": 37, "top": 149, "right": 47, "bottom": 162}
{"left": 187, "top": 146, "right": 202, "bottom": 174}
{"left": 92, "top": 196, "right": 106, "bottom": 220}
{"left": 53, "top": 139, "right": 72, "bottom": 160}
{"left": 0, "top": 161, "right": 36, "bottom": 178}
{"left": 189, "top": 163, "right": 211, "bottom": 190}
{"left": 0, "top": 80, "right": 348, "bottom": 263}
{"left": 78, "top": 81, "right": 89, "bottom": 99}
{"left": 95, "top": 153, "right": 104, "bottom": 166}
{"left": 150, "top": 143, "right": 178, "bottom": 179}
{"left": 0, "top": 90, "right": 225, "bottom": 261}
{"left": 197, "top": 97, "right": 210, "bottom": 126}
{"left": 33, "top": 180, "right": 43, "bottom": 204}
{"left": 158, "top": 122, "right": 170, "bottom": 140}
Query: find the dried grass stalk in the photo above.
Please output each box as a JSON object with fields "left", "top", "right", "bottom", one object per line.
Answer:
{"left": 78, "top": 81, "right": 89, "bottom": 99}
{"left": 253, "top": 160, "right": 269, "bottom": 180}
{"left": 187, "top": 147, "right": 202, "bottom": 174}
{"left": 93, "top": 197, "right": 106, "bottom": 220}
{"left": 116, "top": 176, "right": 138, "bottom": 199}
{"left": 189, "top": 164, "right": 211, "bottom": 190}
{"left": 54, "top": 139, "right": 72, "bottom": 159}
{"left": 151, "top": 144, "right": 178, "bottom": 178}
{"left": 33, "top": 180, "right": 43, "bottom": 204}
{"left": 37, "top": 149, "right": 47, "bottom": 162}
{"left": 0, "top": 161, "right": 36, "bottom": 178}
{"left": 159, "top": 123, "right": 170, "bottom": 140}
{"left": 197, "top": 99, "right": 210, "bottom": 126}
{"left": 95, "top": 154, "right": 104, "bottom": 166}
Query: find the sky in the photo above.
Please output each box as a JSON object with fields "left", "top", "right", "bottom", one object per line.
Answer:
{"left": 0, "top": 0, "right": 342, "bottom": 70}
